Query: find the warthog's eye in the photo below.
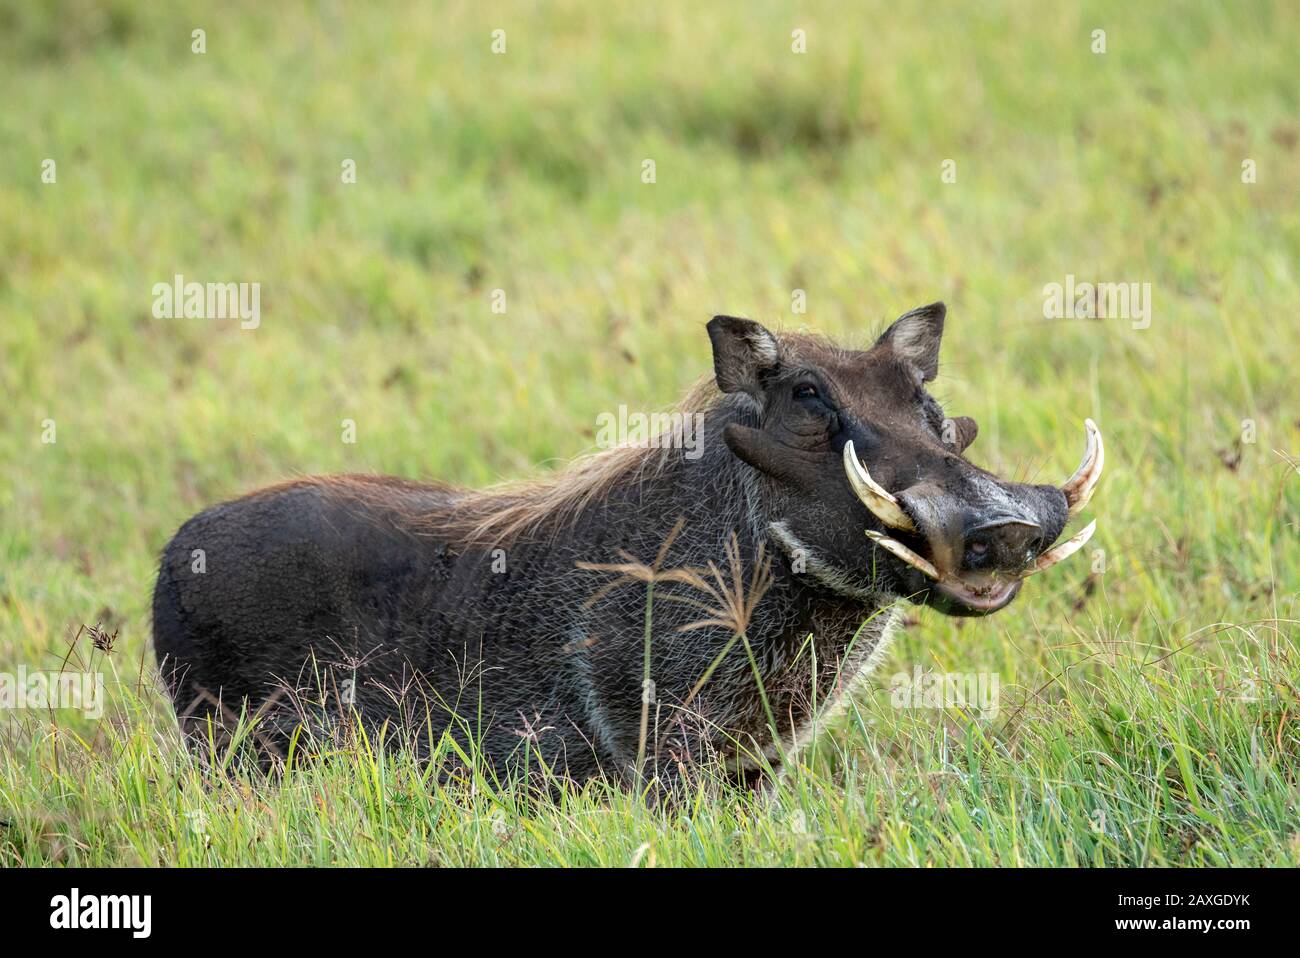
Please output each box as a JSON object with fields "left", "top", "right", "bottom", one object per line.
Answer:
{"left": 793, "top": 383, "right": 819, "bottom": 401}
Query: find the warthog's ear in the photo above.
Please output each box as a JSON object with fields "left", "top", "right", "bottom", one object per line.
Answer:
{"left": 707, "top": 316, "right": 780, "bottom": 397}
{"left": 950, "top": 415, "right": 979, "bottom": 452}
{"left": 875, "top": 301, "right": 946, "bottom": 382}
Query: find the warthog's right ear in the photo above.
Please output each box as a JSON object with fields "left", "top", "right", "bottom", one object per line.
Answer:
{"left": 707, "top": 316, "right": 780, "bottom": 397}
{"left": 875, "top": 301, "right": 945, "bottom": 383}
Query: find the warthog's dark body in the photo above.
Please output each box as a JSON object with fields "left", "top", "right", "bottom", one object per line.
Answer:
{"left": 154, "top": 305, "right": 1074, "bottom": 786}
{"left": 152, "top": 422, "right": 888, "bottom": 784}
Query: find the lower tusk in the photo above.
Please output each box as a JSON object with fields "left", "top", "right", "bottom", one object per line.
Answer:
{"left": 844, "top": 440, "right": 917, "bottom": 533}
{"left": 1062, "top": 419, "right": 1104, "bottom": 517}
{"left": 865, "top": 529, "right": 940, "bottom": 581}
{"left": 1023, "top": 520, "right": 1097, "bottom": 577}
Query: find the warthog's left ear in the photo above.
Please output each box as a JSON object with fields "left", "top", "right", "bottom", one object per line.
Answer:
{"left": 949, "top": 415, "right": 979, "bottom": 452}
{"left": 876, "top": 301, "right": 946, "bottom": 382}
{"left": 707, "top": 316, "right": 781, "bottom": 398}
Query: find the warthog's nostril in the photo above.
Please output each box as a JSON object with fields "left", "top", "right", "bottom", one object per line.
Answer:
{"left": 965, "top": 518, "right": 1042, "bottom": 572}
{"left": 963, "top": 537, "right": 992, "bottom": 571}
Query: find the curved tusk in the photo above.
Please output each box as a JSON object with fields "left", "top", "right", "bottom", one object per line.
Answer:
{"left": 865, "top": 529, "right": 939, "bottom": 581}
{"left": 1061, "top": 419, "right": 1104, "bottom": 517}
{"left": 1022, "top": 520, "right": 1096, "bottom": 577}
{"left": 844, "top": 440, "right": 917, "bottom": 533}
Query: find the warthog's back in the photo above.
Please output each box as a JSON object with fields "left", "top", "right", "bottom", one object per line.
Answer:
{"left": 152, "top": 476, "right": 468, "bottom": 747}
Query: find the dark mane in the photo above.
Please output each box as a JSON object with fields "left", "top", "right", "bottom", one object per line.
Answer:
{"left": 420, "top": 375, "right": 724, "bottom": 547}
{"left": 419, "top": 330, "right": 861, "bottom": 547}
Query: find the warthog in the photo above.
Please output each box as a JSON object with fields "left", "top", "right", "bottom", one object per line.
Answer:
{"left": 153, "top": 303, "right": 1102, "bottom": 787}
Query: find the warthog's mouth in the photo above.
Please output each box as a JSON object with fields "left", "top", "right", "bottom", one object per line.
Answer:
{"left": 847, "top": 419, "right": 1104, "bottom": 616}
{"left": 930, "top": 574, "right": 1023, "bottom": 614}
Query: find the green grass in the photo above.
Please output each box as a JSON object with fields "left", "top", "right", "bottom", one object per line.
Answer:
{"left": 1, "top": 0, "right": 1298, "bottom": 866}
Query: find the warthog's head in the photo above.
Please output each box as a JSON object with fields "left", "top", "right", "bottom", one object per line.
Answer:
{"left": 709, "top": 303, "right": 1102, "bottom": 615}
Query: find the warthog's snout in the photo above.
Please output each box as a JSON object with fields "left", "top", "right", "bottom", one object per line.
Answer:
{"left": 847, "top": 419, "right": 1103, "bottom": 615}
{"left": 964, "top": 516, "right": 1047, "bottom": 571}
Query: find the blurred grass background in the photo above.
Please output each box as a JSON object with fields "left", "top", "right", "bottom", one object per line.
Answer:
{"left": 0, "top": 0, "right": 1297, "bottom": 865}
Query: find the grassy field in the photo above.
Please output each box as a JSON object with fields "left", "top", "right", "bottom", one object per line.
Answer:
{"left": 1, "top": 0, "right": 1298, "bottom": 866}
